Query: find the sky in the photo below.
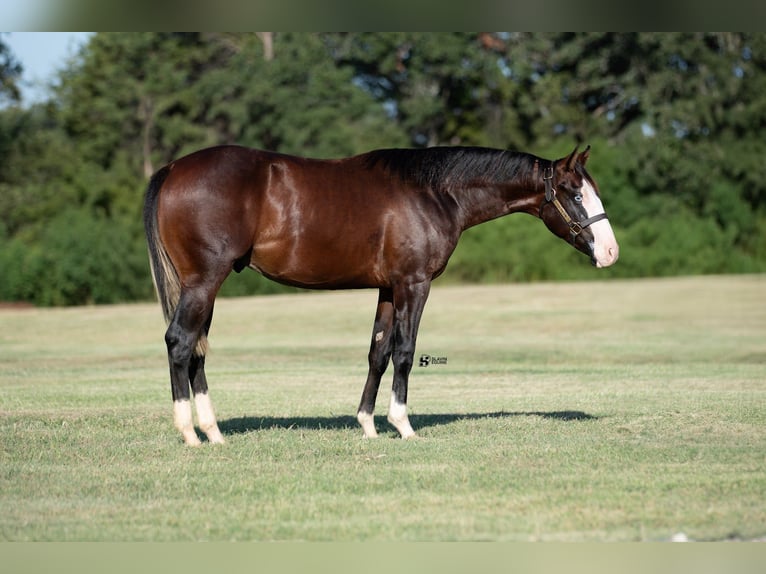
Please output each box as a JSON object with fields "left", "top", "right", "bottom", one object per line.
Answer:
{"left": 4, "top": 32, "right": 93, "bottom": 105}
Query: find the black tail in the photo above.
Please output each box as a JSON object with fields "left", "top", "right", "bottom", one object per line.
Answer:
{"left": 143, "top": 166, "right": 185, "bottom": 333}
{"left": 143, "top": 165, "right": 208, "bottom": 356}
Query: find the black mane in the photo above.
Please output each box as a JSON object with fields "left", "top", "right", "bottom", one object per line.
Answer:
{"left": 363, "top": 146, "right": 539, "bottom": 191}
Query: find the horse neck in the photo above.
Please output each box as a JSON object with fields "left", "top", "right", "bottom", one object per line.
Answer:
{"left": 451, "top": 177, "right": 543, "bottom": 231}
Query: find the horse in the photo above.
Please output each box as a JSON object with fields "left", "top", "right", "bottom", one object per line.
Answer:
{"left": 143, "top": 144, "right": 619, "bottom": 445}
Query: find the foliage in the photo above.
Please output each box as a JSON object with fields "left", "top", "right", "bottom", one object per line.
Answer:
{"left": 0, "top": 208, "right": 150, "bottom": 305}
{"left": 0, "top": 34, "right": 22, "bottom": 106}
{"left": 1, "top": 33, "right": 765, "bottom": 306}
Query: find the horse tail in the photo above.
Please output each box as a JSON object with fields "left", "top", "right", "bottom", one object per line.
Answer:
{"left": 143, "top": 166, "right": 207, "bottom": 356}
{"left": 143, "top": 165, "right": 179, "bottom": 325}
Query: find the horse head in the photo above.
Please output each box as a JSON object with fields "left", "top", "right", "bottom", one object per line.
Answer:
{"left": 539, "top": 146, "right": 619, "bottom": 268}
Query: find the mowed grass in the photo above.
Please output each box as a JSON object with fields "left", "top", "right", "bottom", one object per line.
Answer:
{"left": 1, "top": 275, "right": 764, "bottom": 541}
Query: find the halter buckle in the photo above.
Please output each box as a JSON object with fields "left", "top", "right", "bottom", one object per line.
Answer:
{"left": 542, "top": 165, "right": 555, "bottom": 201}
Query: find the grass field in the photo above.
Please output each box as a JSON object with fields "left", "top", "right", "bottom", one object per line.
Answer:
{"left": 1, "top": 275, "right": 764, "bottom": 541}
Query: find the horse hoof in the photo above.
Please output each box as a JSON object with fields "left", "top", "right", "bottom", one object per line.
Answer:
{"left": 183, "top": 434, "right": 202, "bottom": 447}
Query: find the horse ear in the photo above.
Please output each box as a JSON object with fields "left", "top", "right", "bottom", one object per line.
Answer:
{"left": 565, "top": 146, "right": 579, "bottom": 171}
{"left": 578, "top": 145, "right": 591, "bottom": 166}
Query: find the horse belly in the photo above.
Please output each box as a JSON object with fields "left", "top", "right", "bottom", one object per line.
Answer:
{"left": 250, "top": 232, "right": 386, "bottom": 289}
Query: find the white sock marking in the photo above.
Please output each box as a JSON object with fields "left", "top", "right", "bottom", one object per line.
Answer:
{"left": 195, "top": 393, "right": 226, "bottom": 444}
{"left": 387, "top": 391, "right": 416, "bottom": 439}
{"left": 173, "top": 399, "right": 201, "bottom": 446}
{"left": 357, "top": 411, "right": 379, "bottom": 438}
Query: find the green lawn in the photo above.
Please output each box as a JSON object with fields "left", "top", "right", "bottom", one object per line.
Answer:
{"left": 1, "top": 275, "right": 764, "bottom": 541}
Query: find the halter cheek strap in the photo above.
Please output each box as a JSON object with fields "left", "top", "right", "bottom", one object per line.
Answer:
{"left": 539, "top": 162, "right": 609, "bottom": 243}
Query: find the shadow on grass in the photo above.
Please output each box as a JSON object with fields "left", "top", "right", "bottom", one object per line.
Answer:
{"left": 218, "top": 410, "right": 596, "bottom": 436}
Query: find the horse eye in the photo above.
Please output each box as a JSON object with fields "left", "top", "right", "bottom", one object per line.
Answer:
{"left": 574, "top": 194, "right": 583, "bottom": 203}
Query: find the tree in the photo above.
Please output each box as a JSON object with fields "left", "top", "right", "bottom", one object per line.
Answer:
{"left": 58, "top": 33, "right": 232, "bottom": 178}
{"left": 202, "top": 33, "right": 408, "bottom": 156}
{"left": 1, "top": 32, "right": 765, "bottom": 306}
{"left": 328, "top": 33, "right": 526, "bottom": 148}
{"left": 0, "top": 35, "right": 22, "bottom": 106}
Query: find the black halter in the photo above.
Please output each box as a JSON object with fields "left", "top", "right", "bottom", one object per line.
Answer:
{"left": 539, "top": 162, "right": 609, "bottom": 243}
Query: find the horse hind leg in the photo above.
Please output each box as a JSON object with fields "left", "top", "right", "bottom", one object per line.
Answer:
{"left": 166, "top": 286, "right": 222, "bottom": 445}
{"left": 188, "top": 356, "right": 225, "bottom": 444}
{"left": 189, "top": 305, "right": 225, "bottom": 444}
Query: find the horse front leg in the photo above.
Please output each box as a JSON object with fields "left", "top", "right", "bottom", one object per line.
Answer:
{"left": 356, "top": 288, "right": 394, "bottom": 438}
{"left": 388, "top": 280, "right": 431, "bottom": 439}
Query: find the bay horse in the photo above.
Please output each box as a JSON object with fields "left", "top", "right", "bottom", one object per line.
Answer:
{"left": 143, "top": 144, "right": 619, "bottom": 445}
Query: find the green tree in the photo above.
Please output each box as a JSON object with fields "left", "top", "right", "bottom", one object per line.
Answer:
{"left": 0, "top": 35, "right": 22, "bottom": 106}
{"left": 58, "top": 33, "right": 231, "bottom": 178}
{"left": 328, "top": 33, "right": 524, "bottom": 148}
{"left": 201, "top": 33, "right": 408, "bottom": 156}
{"left": 498, "top": 33, "right": 766, "bottom": 276}
{"left": 0, "top": 105, "right": 82, "bottom": 238}
{"left": 2, "top": 33, "right": 765, "bottom": 307}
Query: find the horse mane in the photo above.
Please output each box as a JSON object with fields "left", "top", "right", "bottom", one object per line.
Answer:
{"left": 362, "top": 146, "right": 539, "bottom": 192}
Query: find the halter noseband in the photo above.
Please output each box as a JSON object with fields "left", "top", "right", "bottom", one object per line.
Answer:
{"left": 538, "top": 161, "right": 609, "bottom": 243}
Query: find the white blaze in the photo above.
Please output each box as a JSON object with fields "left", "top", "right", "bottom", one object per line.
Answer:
{"left": 581, "top": 180, "right": 619, "bottom": 268}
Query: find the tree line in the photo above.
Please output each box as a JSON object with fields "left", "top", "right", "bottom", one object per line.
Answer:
{"left": 1, "top": 32, "right": 765, "bottom": 305}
